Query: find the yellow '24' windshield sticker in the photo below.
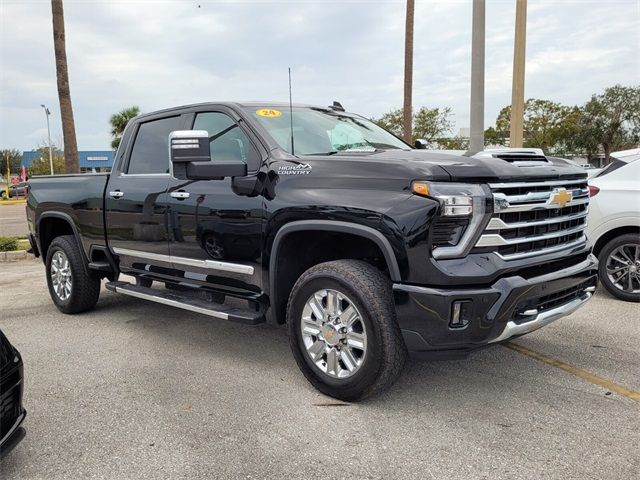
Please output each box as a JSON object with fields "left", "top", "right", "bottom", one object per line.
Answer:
{"left": 256, "top": 108, "right": 282, "bottom": 118}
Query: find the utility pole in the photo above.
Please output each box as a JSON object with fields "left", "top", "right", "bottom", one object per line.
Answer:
{"left": 403, "top": 0, "right": 415, "bottom": 144}
{"left": 41, "top": 104, "right": 54, "bottom": 175}
{"left": 510, "top": 0, "right": 527, "bottom": 147}
{"left": 468, "top": 0, "right": 485, "bottom": 154}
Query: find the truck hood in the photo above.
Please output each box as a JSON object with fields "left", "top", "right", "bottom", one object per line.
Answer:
{"left": 304, "top": 150, "right": 587, "bottom": 183}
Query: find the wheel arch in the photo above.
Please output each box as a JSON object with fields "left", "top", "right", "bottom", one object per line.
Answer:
{"left": 268, "top": 220, "right": 401, "bottom": 324}
{"left": 37, "top": 212, "right": 87, "bottom": 265}
{"left": 592, "top": 225, "right": 640, "bottom": 257}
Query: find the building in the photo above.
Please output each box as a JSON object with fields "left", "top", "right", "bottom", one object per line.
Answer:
{"left": 21, "top": 150, "right": 113, "bottom": 173}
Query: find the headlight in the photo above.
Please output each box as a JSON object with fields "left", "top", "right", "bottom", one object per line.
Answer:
{"left": 411, "top": 181, "right": 490, "bottom": 259}
{"left": 411, "top": 182, "right": 485, "bottom": 216}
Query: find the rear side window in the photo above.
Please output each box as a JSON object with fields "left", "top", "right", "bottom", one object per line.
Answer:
{"left": 193, "top": 112, "right": 260, "bottom": 171}
{"left": 128, "top": 116, "right": 182, "bottom": 174}
{"left": 594, "top": 159, "right": 627, "bottom": 178}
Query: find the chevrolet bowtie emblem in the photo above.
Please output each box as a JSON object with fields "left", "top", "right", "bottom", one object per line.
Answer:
{"left": 547, "top": 188, "right": 573, "bottom": 208}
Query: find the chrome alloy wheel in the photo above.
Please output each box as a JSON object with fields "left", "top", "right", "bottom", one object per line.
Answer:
{"left": 300, "top": 289, "right": 367, "bottom": 379}
{"left": 606, "top": 243, "right": 640, "bottom": 294}
{"left": 50, "top": 250, "right": 73, "bottom": 301}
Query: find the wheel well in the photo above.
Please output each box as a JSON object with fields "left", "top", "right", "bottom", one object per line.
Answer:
{"left": 271, "top": 230, "right": 389, "bottom": 323}
{"left": 592, "top": 226, "right": 640, "bottom": 257}
{"left": 38, "top": 217, "right": 75, "bottom": 259}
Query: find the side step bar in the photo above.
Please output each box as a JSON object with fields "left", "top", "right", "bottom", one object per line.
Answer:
{"left": 105, "top": 281, "right": 265, "bottom": 325}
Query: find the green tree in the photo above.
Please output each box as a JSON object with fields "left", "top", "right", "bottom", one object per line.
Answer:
{"left": 492, "top": 99, "right": 574, "bottom": 154}
{"left": 109, "top": 106, "right": 140, "bottom": 149}
{"left": 413, "top": 106, "right": 453, "bottom": 144}
{"left": 27, "top": 145, "right": 65, "bottom": 176}
{"left": 483, "top": 126, "right": 506, "bottom": 147}
{"left": 373, "top": 106, "right": 454, "bottom": 144}
{"left": 373, "top": 108, "right": 404, "bottom": 138}
{"left": 577, "top": 85, "right": 640, "bottom": 162}
{"left": 436, "top": 137, "right": 468, "bottom": 150}
{"left": 0, "top": 149, "right": 22, "bottom": 175}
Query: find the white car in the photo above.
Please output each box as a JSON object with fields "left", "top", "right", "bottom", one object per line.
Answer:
{"left": 587, "top": 148, "right": 640, "bottom": 302}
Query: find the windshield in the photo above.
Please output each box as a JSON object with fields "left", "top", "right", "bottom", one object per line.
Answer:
{"left": 246, "top": 106, "right": 410, "bottom": 155}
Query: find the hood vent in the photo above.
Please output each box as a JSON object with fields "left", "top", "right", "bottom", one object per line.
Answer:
{"left": 494, "top": 153, "right": 549, "bottom": 164}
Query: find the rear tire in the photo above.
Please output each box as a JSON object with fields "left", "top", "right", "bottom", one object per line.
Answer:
{"left": 46, "top": 235, "right": 101, "bottom": 313}
{"left": 598, "top": 233, "right": 640, "bottom": 302}
{"left": 287, "top": 260, "right": 407, "bottom": 401}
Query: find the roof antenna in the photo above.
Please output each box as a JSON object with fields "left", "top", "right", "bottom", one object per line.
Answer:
{"left": 288, "top": 67, "right": 295, "bottom": 156}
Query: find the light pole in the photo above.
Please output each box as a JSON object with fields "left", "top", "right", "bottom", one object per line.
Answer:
{"left": 468, "top": 0, "right": 486, "bottom": 154}
{"left": 510, "top": 0, "right": 527, "bottom": 147}
{"left": 41, "top": 104, "right": 54, "bottom": 175}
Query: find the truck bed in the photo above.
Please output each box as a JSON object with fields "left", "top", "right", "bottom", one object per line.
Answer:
{"left": 27, "top": 173, "right": 110, "bottom": 258}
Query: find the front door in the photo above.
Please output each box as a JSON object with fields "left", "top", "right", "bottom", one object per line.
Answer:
{"left": 165, "top": 110, "right": 264, "bottom": 297}
{"left": 105, "top": 114, "right": 184, "bottom": 276}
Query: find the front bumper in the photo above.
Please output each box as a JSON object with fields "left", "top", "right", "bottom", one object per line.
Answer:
{"left": 393, "top": 254, "right": 598, "bottom": 358}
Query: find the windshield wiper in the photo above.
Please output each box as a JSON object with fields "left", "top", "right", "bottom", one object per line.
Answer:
{"left": 306, "top": 151, "right": 339, "bottom": 156}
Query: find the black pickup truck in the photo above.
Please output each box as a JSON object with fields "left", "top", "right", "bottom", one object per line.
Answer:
{"left": 27, "top": 102, "right": 598, "bottom": 400}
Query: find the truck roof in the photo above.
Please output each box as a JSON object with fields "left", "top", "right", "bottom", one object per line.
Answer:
{"left": 133, "top": 101, "right": 341, "bottom": 121}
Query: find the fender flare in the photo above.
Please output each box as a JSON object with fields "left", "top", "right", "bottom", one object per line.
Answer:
{"left": 269, "top": 220, "right": 402, "bottom": 315}
{"left": 37, "top": 211, "right": 88, "bottom": 264}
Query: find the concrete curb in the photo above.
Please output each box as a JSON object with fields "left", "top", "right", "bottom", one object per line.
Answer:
{"left": 0, "top": 250, "right": 33, "bottom": 262}
{"left": 0, "top": 199, "right": 27, "bottom": 206}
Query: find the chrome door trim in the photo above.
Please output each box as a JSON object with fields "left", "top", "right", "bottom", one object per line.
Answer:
{"left": 112, "top": 247, "right": 254, "bottom": 275}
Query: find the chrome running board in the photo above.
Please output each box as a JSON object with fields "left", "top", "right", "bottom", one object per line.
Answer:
{"left": 105, "top": 281, "right": 265, "bottom": 325}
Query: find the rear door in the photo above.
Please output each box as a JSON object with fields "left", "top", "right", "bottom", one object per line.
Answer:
{"left": 105, "top": 114, "right": 185, "bottom": 276}
{"left": 165, "top": 108, "right": 265, "bottom": 297}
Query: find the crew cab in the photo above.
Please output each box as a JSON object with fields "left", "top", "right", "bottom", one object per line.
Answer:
{"left": 26, "top": 102, "right": 598, "bottom": 400}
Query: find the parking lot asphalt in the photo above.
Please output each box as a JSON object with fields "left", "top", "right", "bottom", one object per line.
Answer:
{"left": 0, "top": 203, "right": 28, "bottom": 237}
{"left": 1, "top": 259, "right": 638, "bottom": 480}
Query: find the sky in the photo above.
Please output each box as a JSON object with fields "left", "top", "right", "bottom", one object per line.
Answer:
{"left": 1, "top": 0, "right": 638, "bottom": 152}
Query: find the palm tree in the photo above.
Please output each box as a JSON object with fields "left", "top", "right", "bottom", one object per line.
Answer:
{"left": 403, "top": 0, "right": 415, "bottom": 144}
{"left": 110, "top": 106, "right": 141, "bottom": 149}
{"left": 51, "top": 0, "right": 79, "bottom": 172}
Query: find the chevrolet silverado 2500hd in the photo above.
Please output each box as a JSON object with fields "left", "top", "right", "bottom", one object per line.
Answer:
{"left": 26, "top": 102, "right": 598, "bottom": 400}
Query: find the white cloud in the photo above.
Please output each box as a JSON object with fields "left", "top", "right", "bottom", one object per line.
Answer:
{"left": 1, "top": 0, "right": 638, "bottom": 151}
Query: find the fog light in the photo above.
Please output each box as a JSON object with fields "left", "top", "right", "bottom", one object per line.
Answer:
{"left": 450, "top": 300, "right": 472, "bottom": 329}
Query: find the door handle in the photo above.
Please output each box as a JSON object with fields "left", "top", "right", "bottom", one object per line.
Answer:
{"left": 170, "top": 191, "right": 190, "bottom": 200}
{"left": 109, "top": 190, "right": 124, "bottom": 199}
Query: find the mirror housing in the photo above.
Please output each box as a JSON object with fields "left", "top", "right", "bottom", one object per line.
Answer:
{"left": 169, "top": 130, "right": 247, "bottom": 180}
{"left": 414, "top": 139, "right": 428, "bottom": 149}
{"left": 169, "top": 130, "right": 210, "bottom": 163}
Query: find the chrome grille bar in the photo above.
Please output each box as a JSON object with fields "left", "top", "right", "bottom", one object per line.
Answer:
{"left": 486, "top": 210, "right": 588, "bottom": 230}
{"left": 492, "top": 237, "right": 587, "bottom": 260}
{"left": 494, "top": 196, "right": 589, "bottom": 213}
{"left": 488, "top": 179, "right": 588, "bottom": 189}
{"left": 493, "top": 187, "right": 588, "bottom": 206}
{"left": 476, "top": 224, "right": 586, "bottom": 247}
{"left": 474, "top": 179, "right": 589, "bottom": 260}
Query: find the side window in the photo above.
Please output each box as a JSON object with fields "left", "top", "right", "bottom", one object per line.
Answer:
{"left": 128, "top": 116, "right": 181, "bottom": 174}
{"left": 193, "top": 112, "right": 260, "bottom": 171}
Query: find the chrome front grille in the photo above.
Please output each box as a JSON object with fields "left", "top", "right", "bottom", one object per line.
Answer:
{"left": 473, "top": 179, "right": 589, "bottom": 260}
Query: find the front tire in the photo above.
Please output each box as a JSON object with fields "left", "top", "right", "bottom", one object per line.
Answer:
{"left": 46, "top": 235, "right": 101, "bottom": 313}
{"left": 598, "top": 233, "right": 640, "bottom": 302}
{"left": 287, "top": 260, "right": 407, "bottom": 401}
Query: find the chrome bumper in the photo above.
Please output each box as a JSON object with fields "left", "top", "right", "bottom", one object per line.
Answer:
{"left": 490, "top": 289, "right": 594, "bottom": 344}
